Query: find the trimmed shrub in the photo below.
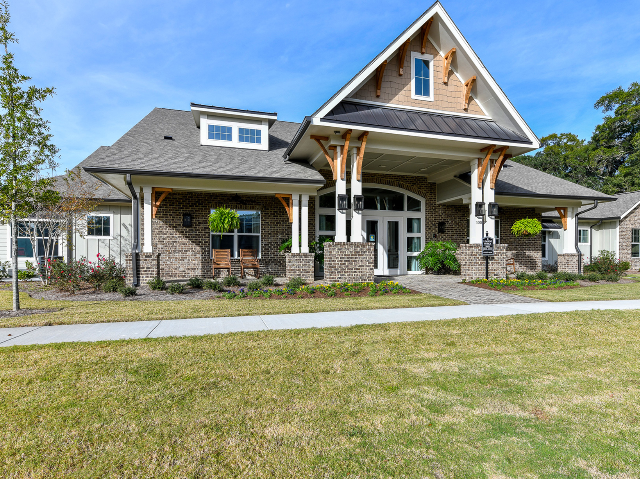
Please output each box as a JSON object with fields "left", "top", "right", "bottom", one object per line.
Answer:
{"left": 222, "top": 275, "right": 240, "bottom": 287}
{"left": 552, "top": 271, "right": 581, "bottom": 282}
{"left": 535, "top": 271, "right": 548, "bottom": 280}
{"left": 187, "top": 277, "right": 204, "bottom": 288}
{"left": 103, "top": 278, "right": 125, "bottom": 293}
{"left": 148, "top": 277, "right": 166, "bottom": 291}
{"left": 417, "top": 241, "right": 460, "bottom": 274}
{"left": 604, "top": 273, "right": 621, "bottom": 282}
{"left": 260, "top": 275, "right": 275, "bottom": 286}
{"left": 619, "top": 261, "right": 631, "bottom": 272}
{"left": 247, "top": 281, "right": 263, "bottom": 291}
{"left": 585, "top": 273, "right": 603, "bottom": 282}
{"left": 516, "top": 272, "right": 536, "bottom": 281}
{"left": 286, "top": 277, "right": 305, "bottom": 289}
{"left": 118, "top": 286, "right": 137, "bottom": 297}
{"left": 204, "top": 280, "right": 223, "bottom": 292}
{"left": 167, "top": 283, "right": 185, "bottom": 294}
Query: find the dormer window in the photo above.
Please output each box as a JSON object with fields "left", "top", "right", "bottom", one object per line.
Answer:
{"left": 239, "top": 128, "right": 261, "bottom": 144}
{"left": 411, "top": 52, "right": 434, "bottom": 102}
{"left": 208, "top": 125, "right": 232, "bottom": 141}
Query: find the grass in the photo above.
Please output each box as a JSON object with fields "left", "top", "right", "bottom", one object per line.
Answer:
{"left": 511, "top": 279, "right": 640, "bottom": 301}
{"left": 0, "top": 290, "right": 462, "bottom": 328}
{"left": 1, "top": 309, "right": 640, "bottom": 477}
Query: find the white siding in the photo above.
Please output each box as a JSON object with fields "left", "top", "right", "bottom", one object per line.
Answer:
{"left": 591, "top": 220, "right": 618, "bottom": 260}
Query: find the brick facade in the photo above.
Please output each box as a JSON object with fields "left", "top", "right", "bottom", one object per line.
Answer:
{"left": 456, "top": 244, "right": 508, "bottom": 280}
{"left": 142, "top": 191, "right": 311, "bottom": 281}
{"left": 619, "top": 206, "right": 640, "bottom": 270}
{"left": 324, "top": 242, "right": 374, "bottom": 283}
{"left": 498, "top": 208, "right": 543, "bottom": 274}
{"left": 285, "top": 253, "right": 315, "bottom": 282}
{"left": 557, "top": 253, "right": 581, "bottom": 273}
{"left": 349, "top": 36, "right": 484, "bottom": 115}
{"left": 125, "top": 252, "right": 160, "bottom": 285}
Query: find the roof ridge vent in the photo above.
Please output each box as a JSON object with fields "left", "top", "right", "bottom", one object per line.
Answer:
{"left": 163, "top": 135, "right": 174, "bottom": 140}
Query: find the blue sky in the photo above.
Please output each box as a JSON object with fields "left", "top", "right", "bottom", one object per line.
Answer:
{"left": 10, "top": 0, "right": 640, "bottom": 172}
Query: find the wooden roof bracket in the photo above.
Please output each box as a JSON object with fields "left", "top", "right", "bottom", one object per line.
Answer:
{"left": 489, "top": 147, "right": 509, "bottom": 189}
{"left": 310, "top": 135, "right": 336, "bottom": 179}
{"left": 397, "top": 39, "right": 411, "bottom": 76}
{"left": 443, "top": 47, "right": 456, "bottom": 83}
{"left": 356, "top": 131, "right": 369, "bottom": 181}
{"left": 477, "top": 145, "right": 495, "bottom": 188}
{"left": 556, "top": 207, "right": 568, "bottom": 230}
{"left": 463, "top": 76, "right": 476, "bottom": 110}
{"left": 151, "top": 187, "right": 172, "bottom": 219}
{"left": 341, "top": 130, "right": 352, "bottom": 180}
{"left": 421, "top": 18, "right": 434, "bottom": 54}
{"left": 375, "top": 60, "right": 387, "bottom": 97}
{"left": 275, "top": 194, "right": 293, "bottom": 223}
{"left": 328, "top": 146, "right": 338, "bottom": 180}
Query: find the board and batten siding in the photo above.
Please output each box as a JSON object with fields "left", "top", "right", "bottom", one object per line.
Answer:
{"left": 590, "top": 220, "right": 618, "bottom": 261}
{"left": 70, "top": 204, "right": 132, "bottom": 264}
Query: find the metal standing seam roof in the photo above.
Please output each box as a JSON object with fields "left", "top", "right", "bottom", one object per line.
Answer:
{"left": 322, "top": 101, "right": 532, "bottom": 144}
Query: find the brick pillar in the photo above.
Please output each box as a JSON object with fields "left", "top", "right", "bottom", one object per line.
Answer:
{"left": 324, "top": 242, "right": 374, "bottom": 283}
{"left": 285, "top": 253, "right": 315, "bottom": 282}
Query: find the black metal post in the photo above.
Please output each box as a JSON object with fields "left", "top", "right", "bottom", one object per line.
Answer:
{"left": 485, "top": 256, "right": 489, "bottom": 280}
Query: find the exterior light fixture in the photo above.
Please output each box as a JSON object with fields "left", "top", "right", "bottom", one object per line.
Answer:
{"left": 353, "top": 195, "right": 364, "bottom": 213}
{"left": 182, "top": 212, "right": 193, "bottom": 228}
{"left": 488, "top": 202, "right": 499, "bottom": 219}
{"left": 475, "top": 202, "right": 485, "bottom": 218}
{"left": 337, "top": 194, "right": 349, "bottom": 213}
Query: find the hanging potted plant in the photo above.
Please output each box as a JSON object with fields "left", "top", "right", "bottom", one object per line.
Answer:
{"left": 208, "top": 207, "right": 240, "bottom": 237}
{"left": 511, "top": 218, "right": 542, "bottom": 238}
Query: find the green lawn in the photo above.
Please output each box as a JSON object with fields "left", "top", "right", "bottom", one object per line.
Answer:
{"left": 2, "top": 309, "right": 640, "bottom": 477}
{"left": 0, "top": 290, "right": 462, "bottom": 328}
{"left": 511, "top": 280, "right": 640, "bottom": 301}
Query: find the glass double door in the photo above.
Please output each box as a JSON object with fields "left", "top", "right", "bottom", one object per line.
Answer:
{"left": 365, "top": 217, "right": 401, "bottom": 276}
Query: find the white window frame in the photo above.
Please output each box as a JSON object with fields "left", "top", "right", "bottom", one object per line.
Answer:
{"left": 210, "top": 210, "right": 261, "bottom": 259}
{"left": 406, "top": 217, "right": 422, "bottom": 272}
{"left": 632, "top": 228, "right": 640, "bottom": 258}
{"left": 541, "top": 230, "right": 548, "bottom": 260}
{"left": 200, "top": 114, "right": 268, "bottom": 151}
{"left": 14, "top": 220, "right": 61, "bottom": 258}
{"left": 238, "top": 127, "right": 262, "bottom": 144}
{"left": 86, "top": 213, "right": 114, "bottom": 239}
{"left": 578, "top": 228, "right": 590, "bottom": 245}
{"left": 411, "top": 51, "right": 434, "bottom": 102}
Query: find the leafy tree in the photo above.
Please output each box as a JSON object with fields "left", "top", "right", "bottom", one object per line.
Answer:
{"left": 0, "top": 1, "right": 58, "bottom": 310}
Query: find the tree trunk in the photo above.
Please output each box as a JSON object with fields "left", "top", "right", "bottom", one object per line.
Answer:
{"left": 10, "top": 204, "right": 19, "bottom": 311}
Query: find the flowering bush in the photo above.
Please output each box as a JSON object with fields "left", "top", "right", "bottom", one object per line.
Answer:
{"left": 583, "top": 250, "right": 628, "bottom": 277}
{"left": 47, "top": 254, "right": 126, "bottom": 293}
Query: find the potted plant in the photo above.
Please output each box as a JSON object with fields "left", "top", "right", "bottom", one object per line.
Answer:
{"left": 417, "top": 241, "right": 460, "bottom": 274}
{"left": 208, "top": 207, "right": 240, "bottom": 237}
{"left": 511, "top": 218, "right": 542, "bottom": 237}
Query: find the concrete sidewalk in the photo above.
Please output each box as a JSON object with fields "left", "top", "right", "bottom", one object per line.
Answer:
{"left": 2, "top": 300, "right": 640, "bottom": 347}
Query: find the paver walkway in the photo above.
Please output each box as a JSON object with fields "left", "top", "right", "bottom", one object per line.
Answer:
{"left": 2, "top": 300, "right": 639, "bottom": 347}
{"left": 389, "top": 275, "right": 542, "bottom": 304}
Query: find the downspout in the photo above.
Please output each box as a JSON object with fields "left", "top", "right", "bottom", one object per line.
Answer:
{"left": 575, "top": 201, "right": 598, "bottom": 274}
{"left": 126, "top": 174, "right": 139, "bottom": 286}
{"left": 589, "top": 219, "right": 603, "bottom": 266}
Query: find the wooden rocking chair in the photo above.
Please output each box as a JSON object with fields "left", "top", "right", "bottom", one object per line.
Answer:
{"left": 212, "top": 249, "right": 232, "bottom": 278}
{"left": 240, "top": 249, "right": 260, "bottom": 279}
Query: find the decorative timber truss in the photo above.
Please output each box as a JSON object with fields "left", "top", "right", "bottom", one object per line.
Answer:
{"left": 275, "top": 194, "right": 293, "bottom": 223}
{"left": 397, "top": 39, "right": 411, "bottom": 76}
{"left": 151, "top": 187, "right": 172, "bottom": 219}
{"left": 420, "top": 18, "right": 433, "bottom": 54}
{"left": 375, "top": 60, "right": 387, "bottom": 97}
{"left": 463, "top": 76, "right": 476, "bottom": 110}
{"left": 310, "top": 135, "right": 336, "bottom": 180}
{"left": 310, "top": 131, "right": 370, "bottom": 182}
{"left": 555, "top": 207, "right": 568, "bottom": 230}
{"left": 477, "top": 145, "right": 511, "bottom": 190}
{"left": 442, "top": 47, "right": 456, "bottom": 83}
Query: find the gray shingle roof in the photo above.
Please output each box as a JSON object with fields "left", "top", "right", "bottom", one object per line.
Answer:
{"left": 53, "top": 147, "right": 130, "bottom": 201}
{"left": 494, "top": 161, "right": 615, "bottom": 200}
{"left": 82, "top": 108, "right": 325, "bottom": 185}
{"left": 322, "top": 101, "right": 531, "bottom": 144}
{"left": 543, "top": 190, "right": 640, "bottom": 220}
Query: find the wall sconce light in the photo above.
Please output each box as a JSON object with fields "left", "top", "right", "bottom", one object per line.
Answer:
{"left": 475, "top": 202, "right": 485, "bottom": 218}
{"left": 337, "top": 194, "right": 349, "bottom": 213}
{"left": 488, "top": 202, "right": 499, "bottom": 219}
{"left": 437, "top": 221, "right": 446, "bottom": 234}
{"left": 353, "top": 195, "right": 364, "bottom": 213}
{"left": 182, "top": 212, "right": 193, "bottom": 228}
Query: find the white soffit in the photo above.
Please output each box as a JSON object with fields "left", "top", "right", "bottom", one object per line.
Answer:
{"left": 312, "top": 1, "right": 539, "bottom": 149}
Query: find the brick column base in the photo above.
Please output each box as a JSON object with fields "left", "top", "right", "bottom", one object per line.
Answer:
{"left": 285, "top": 253, "right": 315, "bottom": 282}
{"left": 125, "top": 253, "right": 160, "bottom": 286}
{"left": 456, "top": 244, "right": 508, "bottom": 280}
{"left": 557, "top": 253, "right": 581, "bottom": 273}
{"left": 324, "top": 242, "right": 374, "bottom": 283}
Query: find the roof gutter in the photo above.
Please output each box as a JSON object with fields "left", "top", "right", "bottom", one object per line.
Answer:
{"left": 575, "top": 201, "right": 599, "bottom": 274}
{"left": 283, "top": 116, "right": 312, "bottom": 160}
{"left": 126, "top": 174, "right": 139, "bottom": 287}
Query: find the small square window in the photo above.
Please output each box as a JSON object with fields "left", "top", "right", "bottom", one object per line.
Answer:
{"left": 208, "top": 124, "right": 232, "bottom": 141}
{"left": 578, "top": 229, "right": 589, "bottom": 244}
{"left": 239, "top": 128, "right": 261, "bottom": 144}
{"left": 87, "top": 215, "right": 111, "bottom": 237}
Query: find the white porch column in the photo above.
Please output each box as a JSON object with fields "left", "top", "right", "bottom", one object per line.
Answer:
{"left": 564, "top": 207, "right": 577, "bottom": 254}
{"left": 483, "top": 176, "right": 495, "bottom": 240}
{"left": 291, "top": 194, "right": 300, "bottom": 254}
{"left": 335, "top": 148, "right": 348, "bottom": 242}
{"left": 350, "top": 147, "right": 363, "bottom": 242}
{"left": 142, "top": 186, "right": 152, "bottom": 253}
{"left": 469, "top": 159, "right": 483, "bottom": 244}
{"left": 301, "top": 194, "right": 309, "bottom": 253}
